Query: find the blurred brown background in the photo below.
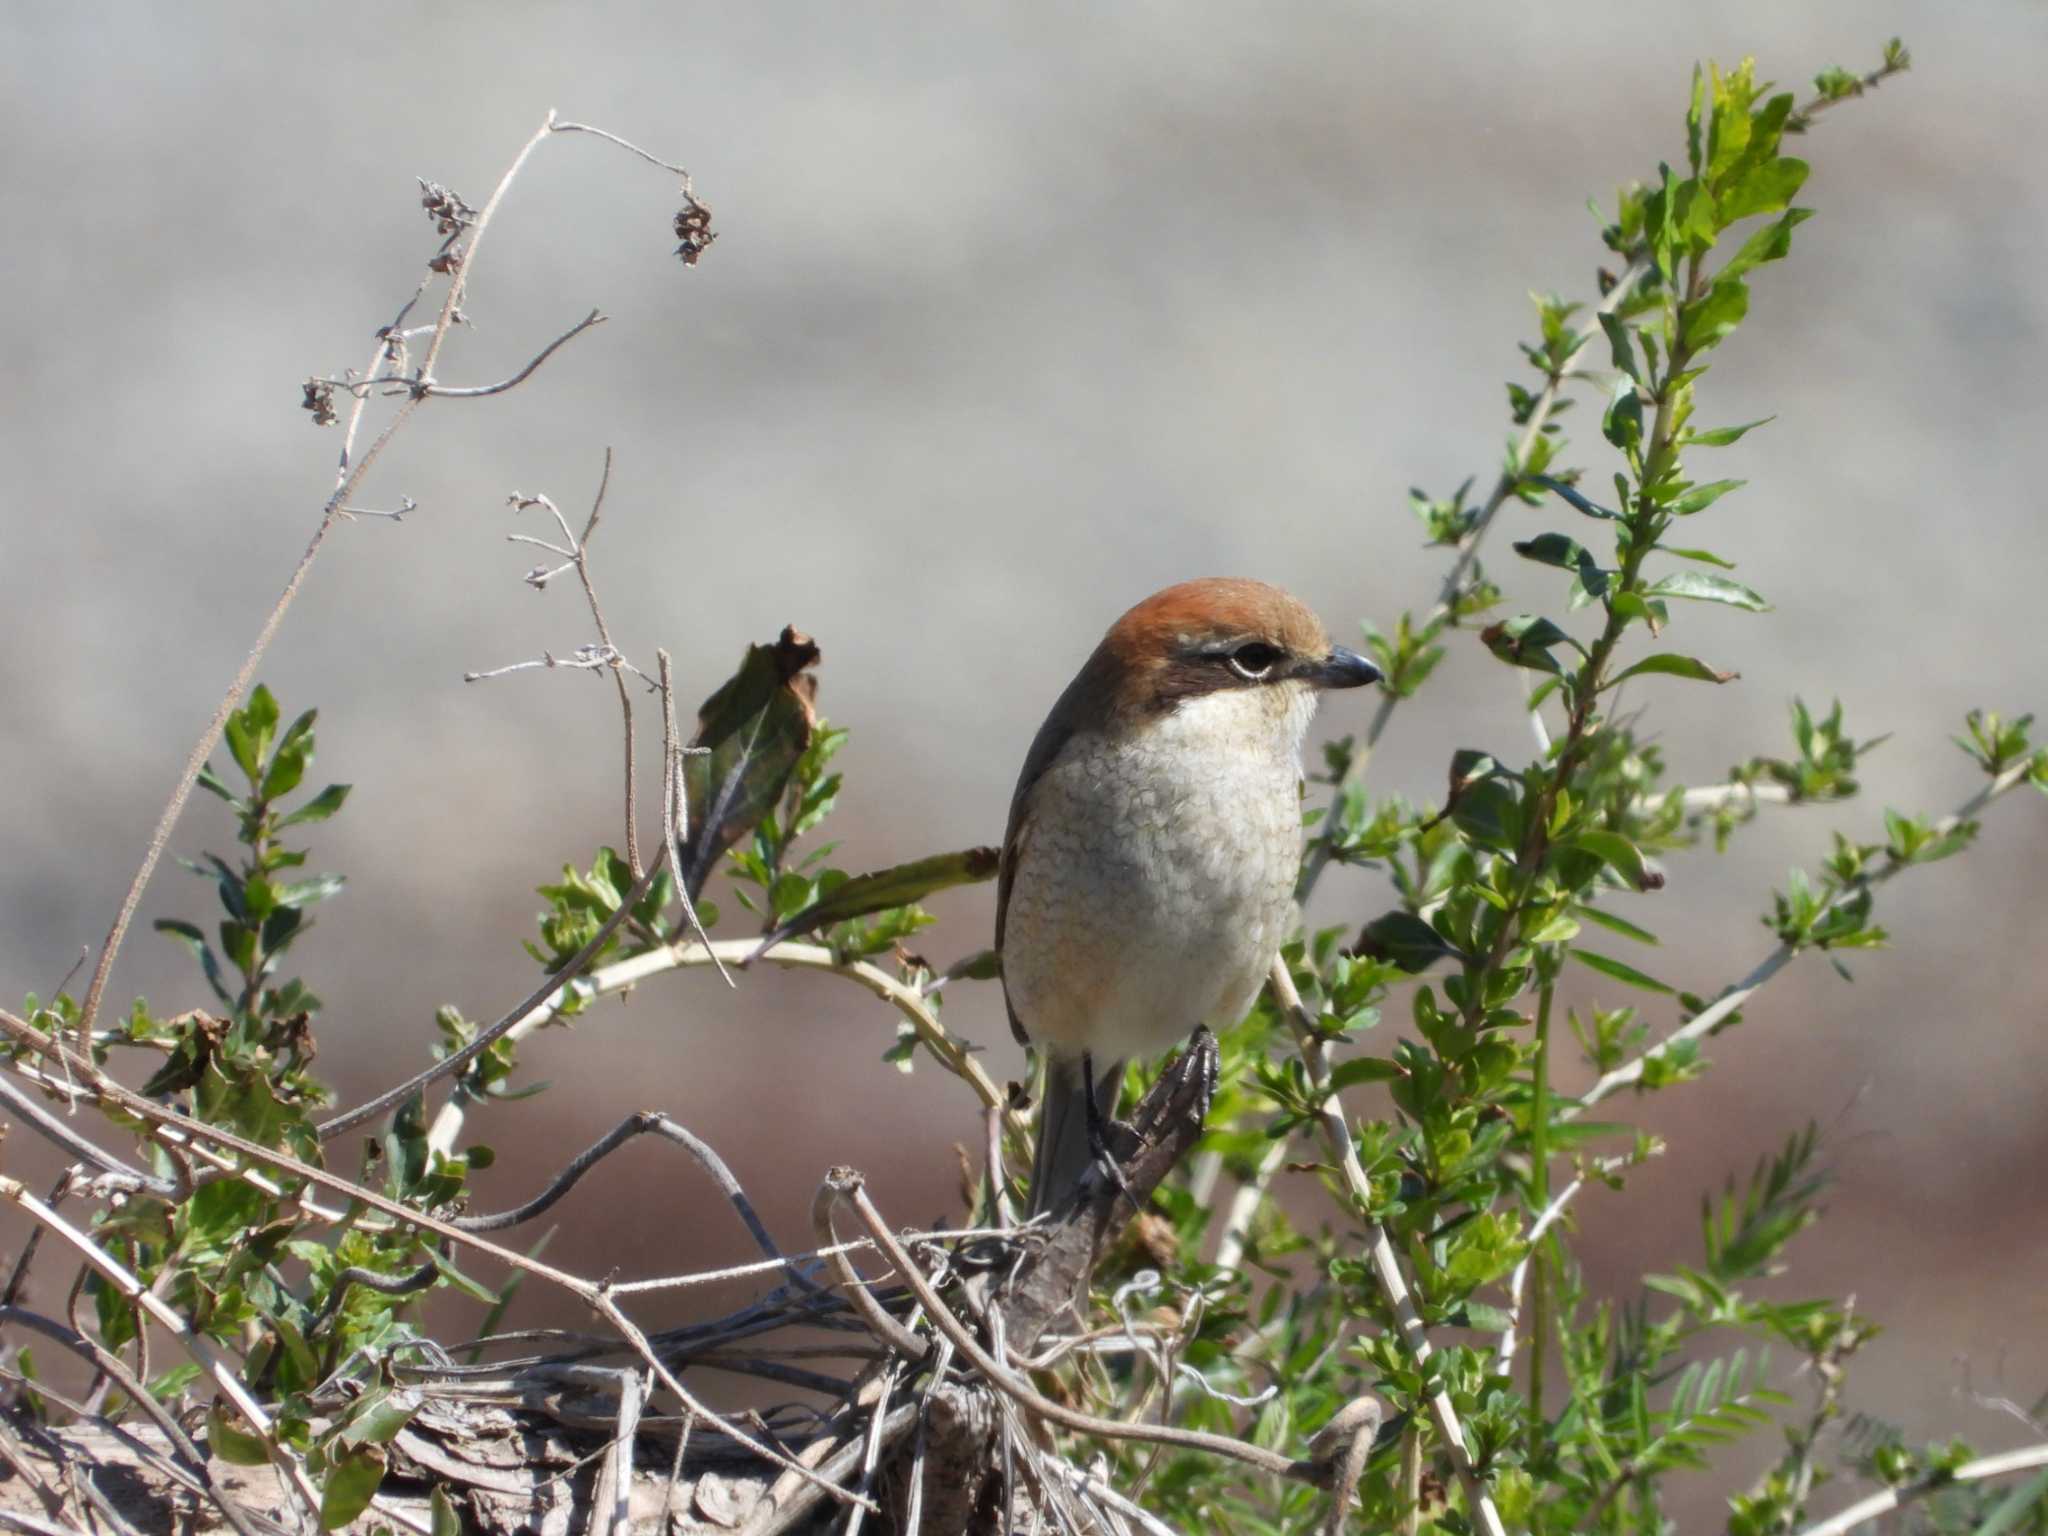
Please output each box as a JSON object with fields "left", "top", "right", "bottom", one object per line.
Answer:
{"left": 3, "top": 0, "right": 2044, "bottom": 1502}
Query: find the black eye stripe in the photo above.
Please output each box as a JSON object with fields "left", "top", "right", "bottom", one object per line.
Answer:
{"left": 1225, "top": 641, "right": 1283, "bottom": 679}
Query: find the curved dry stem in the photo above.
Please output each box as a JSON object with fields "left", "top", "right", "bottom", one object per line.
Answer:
{"left": 417, "top": 933, "right": 1023, "bottom": 1163}
{"left": 1792, "top": 1443, "right": 2048, "bottom": 1536}
{"left": 824, "top": 1168, "right": 1339, "bottom": 1489}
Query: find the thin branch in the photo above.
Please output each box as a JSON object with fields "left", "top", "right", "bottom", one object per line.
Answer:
{"left": 456, "top": 1110, "right": 820, "bottom": 1296}
{"left": 318, "top": 853, "right": 669, "bottom": 1140}
{"left": 421, "top": 309, "right": 607, "bottom": 398}
{"left": 573, "top": 449, "right": 641, "bottom": 878}
{"left": 1495, "top": 1176, "right": 1583, "bottom": 1375}
{"left": 1312, "top": 1396, "right": 1387, "bottom": 1536}
{"left": 0, "top": 1073, "right": 175, "bottom": 1199}
{"left": 406, "top": 930, "right": 1021, "bottom": 1163}
{"left": 1269, "top": 957, "right": 1509, "bottom": 1536}
{"left": 1577, "top": 757, "right": 2036, "bottom": 1112}
{"left": 1211, "top": 1129, "right": 1291, "bottom": 1275}
{"left": 658, "top": 649, "right": 727, "bottom": 983}
{"left": 552, "top": 122, "right": 694, "bottom": 178}
{"left": 1681, "top": 780, "right": 1793, "bottom": 814}
{"left": 1791, "top": 1443, "right": 2048, "bottom": 1536}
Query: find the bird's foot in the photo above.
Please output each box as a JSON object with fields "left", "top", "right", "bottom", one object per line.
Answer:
{"left": 1082, "top": 1053, "right": 1143, "bottom": 1215}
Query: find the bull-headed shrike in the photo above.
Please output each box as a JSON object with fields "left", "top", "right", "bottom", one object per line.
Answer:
{"left": 997, "top": 578, "right": 1379, "bottom": 1215}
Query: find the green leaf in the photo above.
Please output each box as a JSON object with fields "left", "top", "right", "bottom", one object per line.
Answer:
{"left": 427, "top": 1247, "right": 501, "bottom": 1306}
{"left": 1721, "top": 208, "right": 1813, "bottom": 282}
{"left": 1354, "top": 912, "right": 1457, "bottom": 974}
{"left": 1598, "top": 311, "right": 1640, "bottom": 382}
{"left": 1328, "top": 1056, "right": 1405, "bottom": 1091}
{"left": 750, "top": 847, "right": 1000, "bottom": 956}
{"left": 1513, "top": 533, "right": 1609, "bottom": 598}
{"left": 1573, "top": 830, "right": 1653, "bottom": 891}
{"left": 207, "top": 1403, "right": 271, "bottom": 1466}
{"left": 1718, "top": 157, "right": 1809, "bottom": 223}
{"left": 678, "top": 628, "right": 823, "bottom": 899}
{"left": 1603, "top": 378, "right": 1645, "bottom": 451}
{"left": 338, "top": 1389, "right": 420, "bottom": 1448}
{"left": 277, "top": 783, "right": 351, "bottom": 830}
{"left": 319, "top": 1445, "right": 387, "bottom": 1530}
{"left": 1572, "top": 949, "right": 1676, "bottom": 995}
{"left": 1971, "top": 1465, "right": 2048, "bottom": 1536}
{"left": 1481, "top": 615, "right": 1582, "bottom": 676}
{"left": 1609, "top": 653, "right": 1738, "bottom": 687}
{"left": 1451, "top": 778, "right": 1524, "bottom": 852}
{"left": 1666, "top": 478, "right": 1746, "bottom": 516}
{"left": 1682, "top": 416, "right": 1773, "bottom": 447}
{"left": 430, "top": 1487, "right": 462, "bottom": 1536}
{"left": 262, "top": 709, "right": 317, "bottom": 800}
{"left": 1527, "top": 475, "right": 1618, "bottom": 521}
{"left": 1656, "top": 545, "right": 1736, "bottom": 569}
{"left": 1648, "top": 571, "right": 1769, "bottom": 611}
{"left": 148, "top": 1363, "right": 202, "bottom": 1400}
{"left": 154, "top": 920, "right": 230, "bottom": 1004}
{"left": 273, "top": 873, "right": 346, "bottom": 909}
{"left": 223, "top": 685, "right": 280, "bottom": 786}
{"left": 195, "top": 763, "right": 245, "bottom": 808}
{"left": 1681, "top": 275, "right": 1750, "bottom": 350}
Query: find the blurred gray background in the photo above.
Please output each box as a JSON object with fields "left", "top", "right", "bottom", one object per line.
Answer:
{"left": 4, "top": 0, "right": 2045, "bottom": 1501}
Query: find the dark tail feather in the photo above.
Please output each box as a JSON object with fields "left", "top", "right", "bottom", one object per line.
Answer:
{"left": 1029, "top": 1053, "right": 1125, "bottom": 1217}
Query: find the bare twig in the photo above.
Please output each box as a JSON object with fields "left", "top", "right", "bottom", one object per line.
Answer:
{"left": 1495, "top": 1176, "right": 1584, "bottom": 1375}
{"left": 810, "top": 1181, "right": 929, "bottom": 1362}
{"left": 319, "top": 854, "right": 669, "bottom": 1140}
{"left": 657, "top": 649, "right": 727, "bottom": 983}
{"left": 420, "top": 309, "right": 607, "bottom": 398}
{"left": 456, "top": 1110, "right": 821, "bottom": 1298}
{"left": 1210, "top": 1129, "right": 1291, "bottom": 1275}
{"left": 552, "top": 122, "right": 693, "bottom": 178}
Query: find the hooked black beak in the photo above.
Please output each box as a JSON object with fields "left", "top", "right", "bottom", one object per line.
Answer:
{"left": 1306, "top": 645, "right": 1380, "bottom": 690}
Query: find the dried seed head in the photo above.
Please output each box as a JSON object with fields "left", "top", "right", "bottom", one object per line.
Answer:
{"left": 301, "top": 379, "right": 337, "bottom": 427}
{"left": 674, "top": 193, "right": 716, "bottom": 267}
{"left": 417, "top": 178, "right": 476, "bottom": 236}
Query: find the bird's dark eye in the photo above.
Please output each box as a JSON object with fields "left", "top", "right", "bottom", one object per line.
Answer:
{"left": 1227, "top": 642, "right": 1283, "bottom": 681}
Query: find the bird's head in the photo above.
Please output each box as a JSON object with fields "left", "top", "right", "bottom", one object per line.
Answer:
{"left": 1084, "top": 577, "right": 1380, "bottom": 727}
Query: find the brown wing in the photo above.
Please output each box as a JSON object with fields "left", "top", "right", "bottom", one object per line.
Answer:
{"left": 997, "top": 647, "right": 1113, "bottom": 1047}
